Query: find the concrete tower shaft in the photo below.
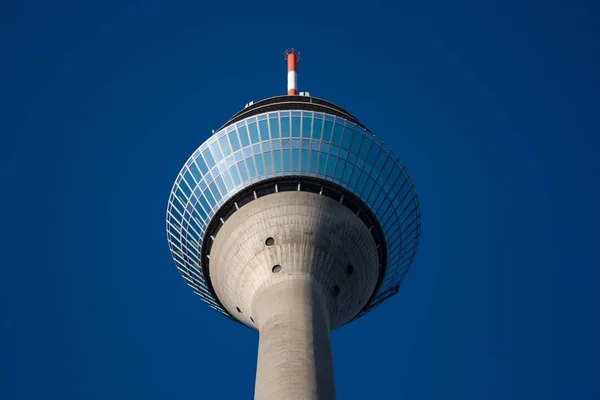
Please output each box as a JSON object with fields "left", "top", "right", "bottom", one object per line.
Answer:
{"left": 210, "top": 191, "right": 380, "bottom": 398}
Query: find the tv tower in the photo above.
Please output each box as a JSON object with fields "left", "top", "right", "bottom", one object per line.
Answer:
{"left": 166, "top": 49, "right": 421, "bottom": 399}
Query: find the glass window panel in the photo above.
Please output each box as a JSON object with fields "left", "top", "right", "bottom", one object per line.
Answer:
{"left": 317, "top": 152, "right": 328, "bottom": 175}
{"left": 203, "top": 186, "right": 216, "bottom": 207}
{"left": 312, "top": 118, "right": 323, "bottom": 140}
{"left": 171, "top": 197, "right": 184, "bottom": 213}
{"left": 183, "top": 171, "right": 195, "bottom": 192}
{"left": 273, "top": 150, "right": 282, "bottom": 172}
{"left": 228, "top": 130, "right": 240, "bottom": 151}
{"left": 358, "top": 137, "right": 373, "bottom": 161}
{"left": 366, "top": 143, "right": 381, "bottom": 167}
{"left": 202, "top": 148, "right": 215, "bottom": 168}
{"left": 282, "top": 149, "right": 291, "bottom": 170}
{"left": 341, "top": 128, "right": 353, "bottom": 149}
{"left": 349, "top": 167, "right": 361, "bottom": 189}
{"left": 262, "top": 140, "right": 272, "bottom": 152}
{"left": 332, "top": 123, "right": 344, "bottom": 146}
{"left": 292, "top": 138, "right": 301, "bottom": 148}
{"left": 302, "top": 139, "right": 310, "bottom": 149}
{"left": 380, "top": 157, "right": 394, "bottom": 180}
{"left": 334, "top": 159, "right": 346, "bottom": 180}
{"left": 229, "top": 165, "right": 241, "bottom": 186}
{"left": 219, "top": 135, "right": 232, "bottom": 157}
{"left": 302, "top": 115, "right": 312, "bottom": 138}
{"left": 292, "top": 117, "right": 301, "bottom": 138}
{"left": 195, "top": 155, "right": 208, "bottom": 174}
{"left": 342, "top": 161, "right": 353, "bottom": 182}
{"left": 272, "top": 139, "right": 281, "bottom": 150}
{"left": 255, "top": 153, "right": 265, "bottom": 176}
{"left": 281, "top": 138, "right": 290, "bottom": 149}
{"left": 246, "top": 157, "right": 257, "bottom": 178}
{"left": 238, "top": 161, "right": 248, "bottom": 181}
{"left": 322, "top": 120, "right": 333, "bottom": 142}
{"left": 210, "top": 141, "right": 223, "bottom": 160}
{"left": 189, "top": 163, "right": 201, "bottom": 182}
{"left": 179, "top": 181, "right": 192, "bottom": 197}
{"left": 281, "top": 116, "right": 290, "bottom": 137}
{"left": 269, "top": 116, "right": 280, "bottom": 138}
{"left": 374, "top": 152, "right": 387, "bottom": 172}
{"left": 350, "top": 132, "right": 363, "bottom": 155}
{"left": 258, "top": 119, "right": 270, "bottom": 141}
{"left": 301, "top": 149, "right": 310, "bottom": 171}
{"left": 291, "top": 149, "right": 300, "bottom": 171}
{"left": 214, "top": 175, "right": 227, "bottom": 197}
{"left": 238, "top": 125, "right": 250, "bottom": 147}
{"left": 221, "top": 170, "right": 234, "bottom": 191}
{"left": 248, "top": 121, "right": 259, "bottom": 143}
{"left": 363, "top": 178, "right": 376, "bottom": 201}
{"left": 209, "top": 182, "right": 220, "bottom": 203}
{"left": 309, "top": 150, "right": 319, "bottom": 173}
{"left": 326, "top": 155, "right": 337, "bottom": 177}
{"left": 356, "top": 170, "right": 369, "bottom": 193}
{"left": 264, "top": 151, "right": 274, "bottom": 174}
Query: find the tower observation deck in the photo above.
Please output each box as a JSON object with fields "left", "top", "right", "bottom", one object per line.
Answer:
{"left": 166, "top": 49, "right": 421, "bottom": 399}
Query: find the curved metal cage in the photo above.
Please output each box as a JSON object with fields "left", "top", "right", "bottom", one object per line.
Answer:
{"left": 166, "top": 105, "right": 421, "bottom": 323}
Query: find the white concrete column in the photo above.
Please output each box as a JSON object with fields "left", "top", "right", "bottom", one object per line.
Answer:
{"left": 253, "top": 277, "right": 335, "bottom": 400}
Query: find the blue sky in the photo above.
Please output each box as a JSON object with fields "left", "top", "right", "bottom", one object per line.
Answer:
{"left": 1, "top": 1, "right": 599, "bottom": 399}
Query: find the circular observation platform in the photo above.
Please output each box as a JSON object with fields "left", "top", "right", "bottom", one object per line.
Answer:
{"left": 166, "top": 95, "right": 421, "bottom": 327}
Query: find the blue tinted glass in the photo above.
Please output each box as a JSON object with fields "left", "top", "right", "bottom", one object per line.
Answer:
{"left": 356, "top": 170, "right": 369, "bottom": 193}
{"left": 350, "top": 132, "right": 363, "bottom": 155}
{"left": 214, "top": 175, "right": 227, "bottom": 197}
{"left": 362, "top": 177, "right": 375, "bottom": 200}
{"left": 264, "top": 151, "right": 274, "bottom": 174}
{"left": 208, "top": 182, "right": 220, "bottom": 203}
{"left": 248, "top": 121, "right": 259, "bottom": 143}
{"left": 326, "top": 155, "right": 337, "bottom": 177}
{"left": 349, "top": 167, "right": 360, "bottom": 188}
{"left": 358, "top": 137, "right": 372, "bottom": 161}
{"left": 366, "top": 143, "right": 380, "bottom": 166}
{"left": 262, "top": 140, "right": 272, "bottom": 152}
{"left": 332, "top": 123, "right": 344, "bottom": 145}
{"left": 317, "top": 152, "right": 327, "bottom": 175}
{"left": 237, "top": 161, "right": 248, "bottom": 181}
{"left": 195, "top": 155, "right": 208, "bottom": 174}
{"left": 238, "top": 125, "right": 250, "bottom": 147}
{"left": 210, "top": 141, "right": 223, "bottom": 160}
{"left": 229, "top": 130, "right": 241, "bottom": 151}
{"left": 322, "top": 121, "right": 333, "bottom": 142}
{"left": 301, "top": 149, "right": 310, "bottom": 171}
{"left": 380, "top": 156, "right": 394, "bottom": 180}
{"left": 221, "top": 170, "right": 234, "bottom": 191}
{"left": 309, "top": 150, "right": 318, "bottom": 173}
{"left": 281, "top": 138, "right": 290, "bottom": 149}
{"left": 189, "top": 163, "right": 201, "bottom": 182}
{"left": 291, "top": 117, "right": 301, "bottom": 138}
{"left": 259, "top": 119, "right": 270, "bottom": 141}
{"left": 273, "top": 150, "right": 282, "bottom": 172}
{"left": 183, "top": 171, "right": 195, "bottom": 189}
{"left": 282, "top": 149, "right": 291, "bottom": 170}
{"left": 342, "top": 161, "right": 353, "bottom": 182}
{"left": 334, "top": 159, "right": 346, "bottom": 180}
{"left": 302, "top": 115, "right": 312, "bottom": 138}
{"left": 202, "top": 188, "right": 214, "bottom": 208}
{"left": 374, "top": 152, "right": 387, "bottom": 172}
{"left": 269, "top": 116, "right": 280, "bottom": 138}
{"left": 229, "top": 166, "right": 241, "bottom": 186}
{"left": 341, "top": 128, "right": 353, "bottom": 149}
{"left": 202, "top": 149, "right": 215, "bottom": 168}
{"left": 255, "top": 153, "right": 265, "bottom": 175}
{"left": 291, "top": 149, "right": 300, "bottom": 171}
{"left": 312, "top": 118, "right": 323, "bottom": 140}
{"left": 180, "top": 181, "right": 192, "bottom": 197}
{"left": 219, "top": 136, "right": 232, "bottom": 157}
{"left": 281, "top": 116, "right": 290, "bottom": 137}
{"left": 246, "top": 157, "right": 257, "bottom": 178}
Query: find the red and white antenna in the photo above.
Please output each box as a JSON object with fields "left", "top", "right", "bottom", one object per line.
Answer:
{"left": 284, "top": 48, "right": 300, "bottom": 95}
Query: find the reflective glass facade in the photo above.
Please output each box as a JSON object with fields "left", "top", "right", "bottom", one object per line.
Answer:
{"left": 166, "top": 109, "right": 421, "bottom": 318}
